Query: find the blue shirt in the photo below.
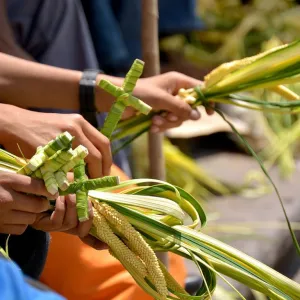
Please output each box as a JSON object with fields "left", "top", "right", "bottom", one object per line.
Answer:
{"left": 0, "top": 258, "right": 65, "bottom": 300}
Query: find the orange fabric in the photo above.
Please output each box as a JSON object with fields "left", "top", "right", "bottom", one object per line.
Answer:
{"left": 40, "top": 233, "right": 186, "bottom": 300}
{"left": 111, "top": 164, "right": 129, "bottom": 182}
{"left": 40, "top": 164, "right": 187, "bottom": 300}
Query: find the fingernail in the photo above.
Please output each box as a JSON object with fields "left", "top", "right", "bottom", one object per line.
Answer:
{"left": 151, "top": 126, "right": 159, "bottom": 133}
{"left": 190, "top": 109, "right": 200, "bottom": 120}
{"left": 169, "top": 115, "right": 178, "bottom": 122}
{"left": 153, "top": 118, "right": 163, "bottom": 126}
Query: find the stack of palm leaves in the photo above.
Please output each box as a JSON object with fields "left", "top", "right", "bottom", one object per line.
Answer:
{"left": 1, "top": 139, "right": 300, "bottom": 299}
{"left": 1, "top": 47, "right": 300, "bottom": 298}
{"left": 107, "top": 40, "right": 300, "bottom": 260}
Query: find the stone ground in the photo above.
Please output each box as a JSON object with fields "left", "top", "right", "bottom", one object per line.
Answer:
{"left": 174, "top": 137, "right": 300, "bottom": 299}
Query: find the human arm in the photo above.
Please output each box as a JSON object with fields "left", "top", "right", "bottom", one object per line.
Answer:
{"left": 0, "top": 53, "right": 207, "bottom": 132}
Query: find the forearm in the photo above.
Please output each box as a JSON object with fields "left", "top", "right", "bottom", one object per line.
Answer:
{"left": 0, "top": 52, "right": 82, "bottom": 109}
{"left": 0, "top": 53, "right": 122, "bottom": 111}
{"left": 0, "top": 103, "right": 16, "bottom": 141}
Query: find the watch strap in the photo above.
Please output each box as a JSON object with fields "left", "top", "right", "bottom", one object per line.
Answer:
{"left": 79, "top": 69, "right": 101, "bottom": 127}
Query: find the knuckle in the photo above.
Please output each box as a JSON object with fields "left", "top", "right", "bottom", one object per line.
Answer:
{"left": 15, "top": 225, "right": 28, "bottom": 235}
{"left": 0, "top": 191, "right": 13, "bottom": 208}
{"left": 71, "top": 113, "right": 84, "bottom": 124}
{"left": 177, "top": 102, "right": 190, "bottom": 116}
{"left": 63, "top": 215, "right": 78, "bottom": 230}
{"left": 35, "top": 199, "right": 49, "bottom": 213}
{"left": 181, "top": 102, "right": 191, "bottom": 113}
{"left": 66, "top": 196, "right": 76, "bottom": 208}
{"left": 30, "top": 178, "right": 45, "bottom": 193}
{"left": 65, "top": 114, "right": 83, "bottom": 133}
{"left": 90, "top": 150, "right": 102, "bottom": 162}
{"left": 101, "top": 136, "right": 111, "bottom": 149}
{"left": 65, "top": 220, "right": 78, "bottom": 230}
{"left": 0, "top": 172, "right": 6, "bottom": 183}
{"left": 28, "top": 214, "right": 37, "bottom": 225}
{"left": 0, "top": 173, "right": 13, "bottom": 185}
{"left": 167, "top": 71, "right": 179, "bottom": 78}
{"left": 51, "top": 216, "right": 63, "bottom": 229}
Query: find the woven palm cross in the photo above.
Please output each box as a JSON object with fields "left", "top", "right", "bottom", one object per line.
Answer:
{"left": 99, "top": 59, "right": 152, "bottom": 139}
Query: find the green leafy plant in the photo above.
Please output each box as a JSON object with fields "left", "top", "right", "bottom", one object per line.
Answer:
{"left": 1, "top": 54, "right": 300, "bottom": 298}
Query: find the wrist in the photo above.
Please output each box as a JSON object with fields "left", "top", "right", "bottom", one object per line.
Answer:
{"left": 79, "top": 69, "right": 101, "bottom": 127}
{"left": 0, "top": 104, "right": 13, "bottom": 141}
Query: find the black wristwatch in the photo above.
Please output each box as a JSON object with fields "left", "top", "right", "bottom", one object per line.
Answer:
{"left": 79, "top": 69, "right": 102, "bottom": 127}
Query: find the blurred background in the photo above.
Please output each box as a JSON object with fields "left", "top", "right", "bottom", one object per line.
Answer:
{"left": 3, "top": 0, "right": 300, "bottom": 298}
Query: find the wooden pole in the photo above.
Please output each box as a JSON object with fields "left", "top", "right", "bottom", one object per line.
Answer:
{"left": 141, "top": 0, "right": 168, "bottom": 267}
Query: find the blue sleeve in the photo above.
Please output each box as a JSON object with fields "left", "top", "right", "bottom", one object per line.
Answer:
{"left": 0, "top": 258, "right": 65, "bottom": 300}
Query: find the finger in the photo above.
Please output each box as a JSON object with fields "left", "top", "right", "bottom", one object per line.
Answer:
{"left": 80, "top": 235, "right": 108, "bottom": 250}
{"left": 151, "top": 120, "right": 183, "bottom": 133}
{"left": 190, "top": 109, "right": 201, "bottom": 120}
{"left": 73, "top": 128, "right": 103, "bottom": 178}
{"left": 10, "top": 174, "right": 57, "bottom": 199}
{"left": 32, "top": 197, "right": 66, "bottom": 231}
{"left": 152, "top": 115, "right": 167, "bottom": 127}
{"left": 175, "top": 75, "right": 213, "bottom": 116}
{"left": 168, "top": 72, "right": 203, "bottom": 91}
{"left": 78, "top": 200, "right": 93, "bottom": 238}
{"left": 31, "top": 212, "right": 50, "bottom": 231}
{"left": 205, "top": 103, "right": 215, "bottom": 115}
{"left": 0, "top": 224, "right": 28, "bottom": 235}
{"left": 165, "top": 109, "right": 200, "bottom": 122}
{"left": 62, "top": 195, "right": 78, "bottom": 231}
{"left": 81, "top": 119, "right": 112, "bottom": 176}
{"left": 155, "top": 91, "right": 193, "bottom": 121}
{"left": 50, "top": 196, "right": 66, "bottom": 230}
{"left": 66, "top": 172, "right": 74, "bottom": 182}
{"left": 11, "top": 191, "right": 50, "bottom": 213}
{"left": 2, "top": 210, "right": 37, "bottom": 225}
{"left": 165, "top": 113, "right": 179, "bottom": 122}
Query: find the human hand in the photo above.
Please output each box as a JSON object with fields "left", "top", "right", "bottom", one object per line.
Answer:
{"left": 32, "top": 194, "right": 106, "bottom": 250}
{"left": 133, "top": 72, "right": 214, "bottom": 132}
{"left": 96, "top": 72, "right": 214, "bottom": 133}
{"left": 0, "top": 172, "right": 52, "bottom": 235}
{"left": 0, "top": 104, "right": 112, "bottom": 178}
